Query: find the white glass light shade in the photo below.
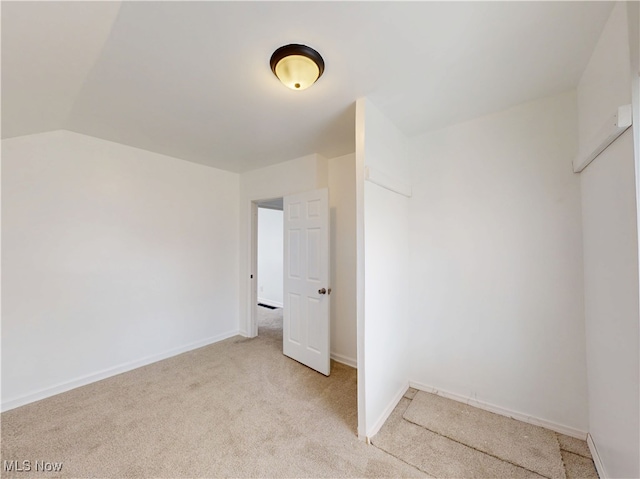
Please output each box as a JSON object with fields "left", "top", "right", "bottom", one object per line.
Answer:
{"left": 274, "top": 55, "right": 320, "bottom": 90}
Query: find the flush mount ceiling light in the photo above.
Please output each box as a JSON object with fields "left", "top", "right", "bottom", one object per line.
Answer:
{"left": 270, "top": 44, "right": 325, "bottom": 91}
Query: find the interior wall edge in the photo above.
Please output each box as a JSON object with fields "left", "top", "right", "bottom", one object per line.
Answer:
{"left": 355, "top": 97, "right": 367, "bottom": 440}
{"left": 587, "top": 434, "right": 608, "bottom": 479}
{"left": 366, "top": 380, "right": 410, "bottom": 440}
{"left": 408, "top": 381, "right": 588, "bottom": 440}
{"left": 1, "top": 329, "right": 240, "bottom": 413}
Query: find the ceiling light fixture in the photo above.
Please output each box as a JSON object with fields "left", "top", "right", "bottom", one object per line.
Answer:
{"left": 270, "top": 44, "right": 324, "bottom": 91}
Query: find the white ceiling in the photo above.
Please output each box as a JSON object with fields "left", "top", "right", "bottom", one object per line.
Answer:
{"left": 2, "top": 1, "right": 613, "bottom": 173}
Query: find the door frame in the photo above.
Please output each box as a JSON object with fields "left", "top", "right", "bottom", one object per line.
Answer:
{"left": 248, "top": 197, "right": 284, "bottom": 337}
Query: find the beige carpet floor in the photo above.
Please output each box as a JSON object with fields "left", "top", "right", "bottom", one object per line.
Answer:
{"left": 403, "top": 391, "right": 564, "bottom": 478}
{"left": 1, "top": 307, "right": 600, "bottom": 479}
{"left": 372, "top": 388, "right": 599, "bottom": 479}
{"left": 1, "top": 307, "right": 425, "bottom": 478}
{"left": 372, "top": 398, "right": 543, "bottom": 479}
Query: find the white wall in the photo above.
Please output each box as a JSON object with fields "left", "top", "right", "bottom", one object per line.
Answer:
{"left": 2, "top": 130, "right": 240, "bottom": 410}
{"left": 577, "top": 3, "right": 640, "bottom": 478}
{"left": 407, "top": 91, "right": 589, "bottom": 435}
{"left": 257, "top": 207, "right": 283, "bottom": 307}
{"left": 328, "top": 153, "right": 357, "bottom": 367}
{"left": 357, "top": 98, "right": 412, "bottom": 438}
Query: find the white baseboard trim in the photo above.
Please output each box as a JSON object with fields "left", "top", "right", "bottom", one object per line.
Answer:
{"left": 257, "top": 298, "right": 283, "bottom": 308}
{"left": 330, "top": 352, "right": 357, "bottom": 369}
{"left": 366, "top": 381, "right": 410, "bottom": 440}
{"left": 1, "top": 329, "right": 239, "bottom": 412}
{"left": 587, "top": 434, "right": 607, "bottom": 479}
{"left": 409, "top": 380, "right": 588, "bottom": 440}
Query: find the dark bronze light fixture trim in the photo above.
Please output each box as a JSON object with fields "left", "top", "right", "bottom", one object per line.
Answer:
{"left": 270, "top": 44, "right": 325, "bottom": 90}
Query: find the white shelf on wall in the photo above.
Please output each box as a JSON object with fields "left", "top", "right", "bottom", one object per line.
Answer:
{"left": 364, "top": 166, "right": 412, "bottom": 198}
{"left": 573, "top": 104, "right": 633, "bottom": 173}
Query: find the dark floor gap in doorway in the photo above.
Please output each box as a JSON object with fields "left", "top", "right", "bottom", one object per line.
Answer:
{"left": 258, "top": 303, "right": 277, "bottom": 310}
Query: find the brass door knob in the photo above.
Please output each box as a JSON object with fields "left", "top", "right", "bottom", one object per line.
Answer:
{"left": 318, "top": 288, "right": 327, "bottom": 295}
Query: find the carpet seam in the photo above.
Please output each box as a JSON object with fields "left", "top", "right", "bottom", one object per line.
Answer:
{"left": 553, "top": 430, "right": 568, "bottom": 479}
{"left": 369, "top": 440, "right": 437, "bottom": 479}
{"left": 399, "top": 415, "right": 552, "bottom": 479}
{"left": 558, "top": 446, "right": 593, "bottom": 460}
{"left": 370, "top": 398, "right": 435, "bottom": 479}
{"left": 561, "top": 450, "right": 599, "bottom": 467}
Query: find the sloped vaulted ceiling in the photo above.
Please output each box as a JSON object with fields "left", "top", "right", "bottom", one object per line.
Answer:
{"left": 1, "top": 1, "right": 122, "bottom": 140}
{"left": 2, "top": 1, "right": 614, "bottom": 173}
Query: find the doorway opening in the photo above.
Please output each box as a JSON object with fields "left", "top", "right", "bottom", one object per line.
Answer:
{"left": 249, "top": 189, "right": 331, "bottom": 376}
{"left": 253, "top": 198, "right": 284, "bottom": 340}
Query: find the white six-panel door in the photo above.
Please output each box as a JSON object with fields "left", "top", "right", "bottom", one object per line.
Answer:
{"left": 283, "top": 188, "right": 330, "bottom": 376}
